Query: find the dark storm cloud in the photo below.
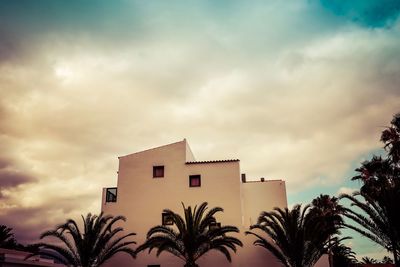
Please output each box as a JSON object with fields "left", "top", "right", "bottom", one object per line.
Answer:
{"left": 0, "top": 169, "right": 36, "bottom": 189}
{"left": 320, "top": 0, "right": 400, "bottom": 27}
{"left": 0, "top": 192, "right": 99, "bottom": 244}
{"left": 0, "top": 207, "right": 49, "bottom": 243}
{"left": 0, "top": 156, "right": 37, "bottom": 199}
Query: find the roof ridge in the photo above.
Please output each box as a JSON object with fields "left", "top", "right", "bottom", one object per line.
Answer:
{"left": 186, "top": 159, "right": 239, "bottom": 164}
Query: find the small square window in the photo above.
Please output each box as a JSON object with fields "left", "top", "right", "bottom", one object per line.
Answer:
{"left": 105, "top": 188, "right": 117, "bottom": 202}
{"left": 153, "top": 166, "right": 164, "bottom": 178}
{"left": 189, "top": 175, "right": 201, "bottom": 187}
{"left": 162, "top": 212, "right": 173, "bottom": 225}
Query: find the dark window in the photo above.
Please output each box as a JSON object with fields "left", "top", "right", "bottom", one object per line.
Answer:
{"left": 148, "top": 265, "right": 160, "bottom": 267}
{"left": 153, "top": 166, "right": 164, "bottom": 178}
{"left": 189, "top": 175, "right": 201, "bottom": 187}
{"left": 162, "top": 212, "right": 173, "bottom": 225}
{"left": 105, "top": 188, "right": 117, "bottom": 202}
{"left": 209, "top": 221, "right": 221, "bottom": 231}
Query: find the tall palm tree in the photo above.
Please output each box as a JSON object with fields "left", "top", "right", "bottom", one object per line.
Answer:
{"left": 340, "top": 113, "right": 400, "bottom": 267}
{"left": 381, "top": 112, "right": 400, "bottom": 163}
{"left": 27, "top": 213, "right": 136, "bottom": 267}
{"left": 331, "top": 243, "right": 357, "bottom": 267}
{"left": 246, "top": 204, "right": 341, "bottom": 267}
{"left": 310, "top": 194, "right": 344, "bottom": 221}
{"left": 340, "top": 188, "right": 400, "bottom": 266}
{"left": 137, "top": 202, "right": 243, "bottom": 267}
{"left": 310, "top": 194, "right": 345, "bottom": 267}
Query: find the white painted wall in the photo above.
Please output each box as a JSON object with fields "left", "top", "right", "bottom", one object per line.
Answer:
{"left": 101, "top": 140, "right": 292, "bottom": 267}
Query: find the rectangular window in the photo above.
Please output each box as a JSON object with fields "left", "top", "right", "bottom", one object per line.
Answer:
{"left": 148, "top": 265, "right": 160, "bottom": 267}
{"left": 105, "top": 188, "right": 117, "bottom": 202}
{"left": 153, "top": 166, "right": 164, "bottom": 178}
{"left": 189, "top": 175, "right": 201, "bottom": 187}
{"left": 162, "top": 212, "right": 173, "bottom": 226}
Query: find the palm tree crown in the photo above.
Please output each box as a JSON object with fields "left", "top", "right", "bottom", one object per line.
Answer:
{"left": 340, "top": 113, "right": 400, "bottom": 266}
{"left": 341, "top": 166, "right": 400, "bottom": 265}
{"left": 246, "top": 204, "right": 341, "bottom": 267}
{"left": 137, "top": 202, "right": 243, "bottom": 267}
{"left": 310, "top": 194, "right": 344, "bottom": 229}
{"left": 381, "top": 112, "right": 400, "bottom": 163}
{"left": 28, "top": 213, "right": 136, "bottom": 267}
{"left": 0, "top": 225, "right": 17, "bottom": 248}
{"left": 361, "top": 256, "right": 378, "bottom": 264}
{"left": 331, "top": 242, "right": 357, "bottom": 267}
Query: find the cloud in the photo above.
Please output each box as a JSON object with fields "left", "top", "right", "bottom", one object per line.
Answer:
{"left": 320, "top": 0, "right": 400, "bottom": 27}
{"left": 0, "top": 170, "right": 35, "bottom": 190}
{"left": 0, "top": 195, "right": 97, "bottom": 243}
{"left": 0, "top": 2, "right": 399, "bottom": 254}
{"left": 0, "top": 155, "right": 37, "bottom": 199}
{"left": 337, "top": 187, "right": 357, "bottom": 196}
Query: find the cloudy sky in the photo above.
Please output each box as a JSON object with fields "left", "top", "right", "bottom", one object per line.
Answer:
{"left": 1, "top": 0, "right": 399, "bottom": 260}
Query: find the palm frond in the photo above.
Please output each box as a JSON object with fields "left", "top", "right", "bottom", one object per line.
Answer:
{"left": 30, "top": 213, "right": 136, "bottom": 267}
{"left": 138, "top": 202, "right": 242, "bottom": 266}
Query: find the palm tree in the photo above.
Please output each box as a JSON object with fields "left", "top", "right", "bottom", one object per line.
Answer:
{"left": 310, "top": 195, "right": 345, "bottom": 267}
{"left": 331, "top": 243, "right": 357, "bottom": 267}
{"left": 0, "top": 225, "right": 17, "bottom": 248}
{"left": 381, "top": 112, "right": 400, "bottom": 163}
{"left": 340, "top": 113, "right": 400, "bottom": 267}
{"left": 27, "top": 213, "right": 136, "bottom": 267}
{"left": 246, "top": 204, "right": 341, "bottom": 267}
{"left": 381, "top": 256, "right": 394, "bottom": 264}
{"left": 310, "top": 194, "right": 344, "bottom": 221}
{"left": 136, "top": 202, "right": 243, "bottom": 267}
{"left": 361, "top": 256, "right": 377, "bottom": 264}
{"left": 341, "top": 188, "right": 400, "bottom": 266}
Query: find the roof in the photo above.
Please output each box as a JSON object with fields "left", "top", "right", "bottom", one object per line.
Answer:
{"left": 242, "top": 179, "right": 284, "bottom": 183}
{"left": 118, "top": 139, "right": 186, "bottom": 158}
{"left": 186, "top": 159, "right": 239, "bottom": 164}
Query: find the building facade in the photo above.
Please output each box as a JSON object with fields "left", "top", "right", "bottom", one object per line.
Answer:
{"left": 101, "top": 139, "right": 289, "bottom": 267}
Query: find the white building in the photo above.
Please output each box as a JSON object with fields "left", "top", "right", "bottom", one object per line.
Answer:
{"left": 101, "top": 139, "right": 288, "bottom": 267}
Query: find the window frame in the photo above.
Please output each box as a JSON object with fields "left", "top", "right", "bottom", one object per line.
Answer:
{"left": 153, "top": 165, "right": 165, "bottom": 178}
{"left": 105, "top": 187, "right": 117, "bottom": 203}
{"left": 189, "top": 175, "right": 201, "bottom": 187}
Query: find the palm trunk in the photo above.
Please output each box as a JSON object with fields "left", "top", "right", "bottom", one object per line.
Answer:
{"left": 184, "top": 262, "right": 198, "bottom": 267}
{"left": 393, "top": 248, "right": 399, "bottom": 267}
{"left": 391, "top": 240, "right": 399, "bottom": 267}
{"left": 328, "top": 235, "right": 333, "bottom": 267}
{"left": 184, "top": 257, "right": 198, "bottom": 267}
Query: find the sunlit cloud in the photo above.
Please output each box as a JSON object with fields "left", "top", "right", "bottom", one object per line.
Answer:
{"left": 337, "top": 187, "right": 357, "bottom": 196}
{"left": 54, "top": 65, "right": 75, "bottom": 82}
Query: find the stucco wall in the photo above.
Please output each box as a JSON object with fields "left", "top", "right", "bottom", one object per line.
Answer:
{"left": 241, "top": 180, "right": 287, "bottom": 228}
{"left": 101, "top": 140, "right": 289, "bottom": 267}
